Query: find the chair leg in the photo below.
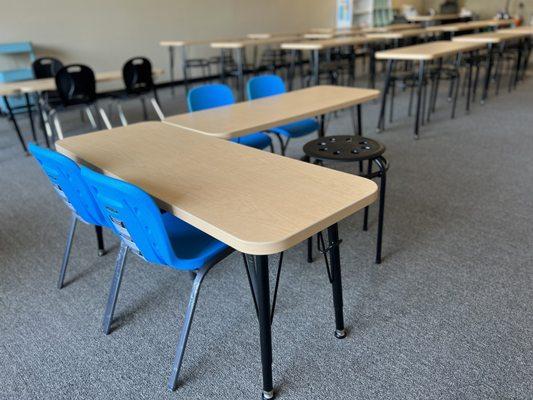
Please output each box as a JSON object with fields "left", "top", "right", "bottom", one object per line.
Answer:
{"left": 140, "top": 97, "right": 148, "bottom": 120}
{"left": 117, "top": 102, "right": 128, "bottom": 126}
{"left": 57, "top": 213, "right": 78, "bottom": 289}
{"left": 85, "top": 106, "right": 98, "bottom": 129}
{"left": 95, "top": 226, "right": 105, "bottom": 256}
{"left": 407, "top": 84, "right": 415, "bottom": 117}
{"left": 168, "top": 266, "right": 210, "bottom": 391}
{"left": 98, "top": 107, "right": 112, "bottom": 130}
{"left": 51, "top": 112, "right": 64, "bottom": 140}
{"left": 102, "top": 242, "right": 128, "bottom": 335}
{"left": 150, "top": 97, "right": 165, "bottom": 121}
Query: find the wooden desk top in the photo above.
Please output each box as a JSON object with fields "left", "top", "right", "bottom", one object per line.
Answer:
{"left": 407, "top": 14, "right": 460, "bottom": 22}
{"left": 375, "top": 40, "right": 484, "bottom": 60}
{"left": 211, "top": 35, "right": 302, "bottom": 49}
{"left": 426, "top": 19, "right": 514, "bottom": 33}
{"left": 362, "top": 23, "right": 422, "bottom": 33}
{"left": 15, "top": 69, "right": 164, "bottom": 93}
{"left": 247, "top": 32, "right": 303, "bottom": 39}
{"left": 452, "top": 31, "right": 528, "bottom": 44}
{"left": 281, "top": 36, "right": 373, "bottom": 50}
{"left": 164, "top": 85, "right": 380, "bottom": 139}
{"left": 365, "top": 28, "right": 429, "bottom": 40}
{"left": 0, "top": 83, "right": 22, "bottom": 96}
{"left": 56, "top": 122, "right": 378, "bottom": 255}
{"left": 498, "top": 26, "right": 533, "bottom": 35}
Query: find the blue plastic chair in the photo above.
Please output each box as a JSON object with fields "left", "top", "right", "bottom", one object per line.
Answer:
{"left": 187, "top": 84, "right": 273, "bottom": 151}
{"left": 80, "top": 166, "right": 234, "bottom": 391}
{"left": 28, "top": 143, "right": 108, "bottom": 289}
{"left": 247, "top": 75, "right": 320, "bottom": 155}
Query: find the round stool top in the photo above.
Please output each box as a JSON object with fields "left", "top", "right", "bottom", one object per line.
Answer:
{"left": 303, "top": 135, "right": 385, "bottom": 162}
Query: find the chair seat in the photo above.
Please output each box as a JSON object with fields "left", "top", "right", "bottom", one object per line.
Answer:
{"left": 162, "top": 213, "right": 229, "bottom": 270}
{"left": 271, "top": 118, "right": 319, "bottom": 138}
{"left": 231, "top": 132, "right": 272, "bottom": 150}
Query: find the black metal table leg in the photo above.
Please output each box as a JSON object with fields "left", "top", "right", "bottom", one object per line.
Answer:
{"left": 318, "top": 114, "right": 325, "bottom": 138}
{"left": 374, "top": 157, "right": 387, "bottom": 264}
{"left": 481, "top": 43, "right": 494, "bottom": 104}
{"left": 466, "top": 53, "right": 473, "bottom": 113}
{"left": 307, "top": 236, "right": 313, "bottom": 263}
{"left": 357, "top": 104, "right": 362, "bottom": 136}
{"left": 23, "top": 93, "right": 37, "bottom": 142}
{"left": 236, "top": 48, "right": 245, "bottom": 101}
{"left": 312, "top": 49, "right": 320, "bottom": 86}
{"left": 414, "top": 60, "right": 425, "bottom": 139}
{"left": 169, "top": 46, "right": 175, "bottom": 96}
{"left": 451, "top": 53, "right": 463, "bottom": 119}
{"left": 368, "top": 45, "right": 376, "bottom": 89}
{"left": 363, "top": 160, "right": 372, "bottom": 231}
{"left": 3, "top": 95, "right": 28, "bottom": 154}
{"left": 327, "top": 224, "right": 346, "bottom": 339}
{"left": 253, "top": 255, "right": 274, "bottom": 400}
{"left": 220, "top": 49, "right": 226, "bottom": 84}
{"left": 377, "top": 59, "right": 394, "bottom": 132}
{"left": 181, "top": 46, "right": 189, "bottom": 95}
{"left": 514, "top": 39, "right": 523, "bottom": 89}
{"left": 288, "top": 49, "right": 297, "bottom": 90}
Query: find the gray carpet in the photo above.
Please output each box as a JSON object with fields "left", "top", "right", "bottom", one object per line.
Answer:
{"left": 1, "top": 72, "right": 532, "bottom": 400}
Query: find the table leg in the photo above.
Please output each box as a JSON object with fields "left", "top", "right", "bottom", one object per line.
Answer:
{"left": 3, "top": 95, "right": 28, "bottom": 154}
{"left": 349, "top": 45, "right": 356, "bottom": 86}
{"left": 514, "top": 39, "right": 523, "bottom": 89}
{"left": 288, "top": 50, "right": 296, "bottom": 90}
{"left": 220, "top": 49, "right": 226, "bottom": 84}
{"left": 169, "top": 46, "right": 175, "bottom": 96}
{"left": 430, "top": 58, "right": 443, "bottom": 114}
{"left": 181, "top": 46, "right": 189, "bottom": 95}
{"left": 327, "top": 223, "right": 346, "bottom": 339}
{"left": 414, "top": 60, "right": 425, "bottom": 139}
{"left": 451, "top": 53, "right": 463, "bottom": 119}
{"left": 312, "top": 49, "right": 320, "bottom": 86}
{"left": 376, "top": 59, "right": 394, "bottom": 132}
{"left": 466, "top": 53, "right": 473, "bottom": 113}
{"left": 236, "top": 48, "right": 245, "bottom": 101}
{"left": 368, "top": 45, "right": 376, "bottom": 89}
{"left": 253, "top": 255, "right": 274, "bottom": 400}
{"left": 23, "top": 93, "right": 37, "bottom": 142}
{"left": 481, "top": 43, "right": 494, "bottom": 104}
{"left": 357, "top": 104, "right": 362, "bottom": 136}
{"left": 318, "top": 114, "right": 325, "bottom": 138}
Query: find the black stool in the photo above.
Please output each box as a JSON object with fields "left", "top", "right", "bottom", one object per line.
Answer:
{"left": 303, "top": 135, "right": 388, "bottom": 264}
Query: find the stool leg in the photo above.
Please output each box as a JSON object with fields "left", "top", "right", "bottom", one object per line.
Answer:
{"left": 95, "top": 226, "right": 105, "bottom": 256}
{"left": 363, "top": 160, "right": 372, "bottom": 231}
{"left": 375, "top": 157, "right": 387, "bottom": 264}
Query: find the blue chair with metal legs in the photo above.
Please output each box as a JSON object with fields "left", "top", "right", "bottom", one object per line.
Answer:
{"left": 80, "top": 166, "right": 234, "bottom": 391}
{"left": 247, "top": 74, "right": 319, "bottom": 155}
{"left": 187, "top": 84, "right": 274, "bottom": 151}
{"left": 28, "top": 143, "right": 108, "bottom": 289}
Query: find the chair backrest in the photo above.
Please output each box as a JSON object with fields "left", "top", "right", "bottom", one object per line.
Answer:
{"left": 55, "top": 64, "right": 96, "bottom": 106}
{"left": 81, "top": 166, "right": 177, "bottom": 266}
{"left": 187, "top": 83, "right": 234, "bottom": 112}
{"left": 28, "top": 143, "right": 107, "bottom": 227}
{"left": 32, "top": 57, "right": 63, "bottom": 79}
{"left": 247, "top": 74, "right": 286, "bottom": 100}
{"left": 122, "top": 57, "right": 154, "bottom": 95}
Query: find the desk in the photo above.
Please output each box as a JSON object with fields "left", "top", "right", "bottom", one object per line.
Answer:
{"left": 375, "top": 41, "right": 484, "bottom": 138}
{"left": 454, "top": 31, "right": 529, "bottom": 101}
{"left": 425, "top": 19, "right": 513, "bottom": 36}
{"left": 281, "top": 36, "right": 375, "bottom": 87}
{"left": 164, "top": 85, "right": 380, "bottom": 139}
{"left": 211, "top": 35, "right": 301, "bottom": 99}
{"left": 361, "top": 23, "right": 422, "bottom": 33}
{"left": 406, "top": 13, "right": 461, "bottom": 24}
{"left": 56, "top": 121, "right": 378, "bottom": 399}
{"left": 365, "top": 28, "right": 430, "bottom": 41}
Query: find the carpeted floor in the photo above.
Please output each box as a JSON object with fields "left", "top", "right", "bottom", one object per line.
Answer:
{"left": 1, "top": 72, "right": 532, "bottom": 400}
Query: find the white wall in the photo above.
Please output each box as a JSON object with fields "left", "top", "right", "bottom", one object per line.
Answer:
{"left": 0, "top": 0, "right": 336, "bottom": 87}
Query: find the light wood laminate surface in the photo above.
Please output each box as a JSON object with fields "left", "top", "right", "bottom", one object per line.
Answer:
{"left": 452, "top": 31, "right": 528, "bottom": 44}
{"left": 407, "top": 14, "right": 460, "bottom": 22}
{"left": 56, "top": 122, "right": 378, "bottom": 255}
{"left": 13, "top": 69, "right": 164, "bottom": 93}
{"left": 281, "top": 36, "right": 374, "bottom": 51}
{"left": 375, "top": 40, "right": 484, "bottom": 60}
{"left": 211, "top": 35, "right": 302, "bottom": 49}
{"left": 164, "top": 85, "right": 380, "bottom": 139}
{"left": 365, "top": 28, "right": 429, "bottom": 40}
{"left": 498, "top": 26, "right": 533, "bottom": 35}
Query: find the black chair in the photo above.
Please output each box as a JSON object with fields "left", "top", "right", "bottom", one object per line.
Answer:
{"left": 32, "top": 57, "right": 63, "bottom": 79}
{"left": 114, "top": 57, "right": 164, "bottom": 125}
{"left": 44, "top": 64, "right": 110, "bottom": 140}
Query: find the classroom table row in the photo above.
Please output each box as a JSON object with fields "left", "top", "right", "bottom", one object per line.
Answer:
{"left": 159, "top": 19, "right": 514, "bottom": 98}
{"left": 36, "top": 83, "right": 382, "bottom": 399}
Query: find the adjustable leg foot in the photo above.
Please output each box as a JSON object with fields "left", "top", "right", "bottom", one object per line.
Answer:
{"left": 335, "top": 329, "right": 347, "bottom": 339}
{"left": 262, "top": 390, "right": 275, "bottom": 400}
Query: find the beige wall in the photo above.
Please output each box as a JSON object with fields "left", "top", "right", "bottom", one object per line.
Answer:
{"left": 0, "top": 0, "right": 336, "bottom": 85}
